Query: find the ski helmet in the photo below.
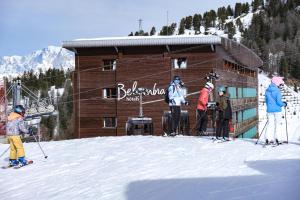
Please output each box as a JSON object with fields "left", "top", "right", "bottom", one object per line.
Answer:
{"left": 14, "top": 105, "right": 25, "bottom": 116}
{"left": 205, "top": 82, "right": 214, "bottom": 90}
{"left": 218, "top": 85, "right": 226, "bottom": 93}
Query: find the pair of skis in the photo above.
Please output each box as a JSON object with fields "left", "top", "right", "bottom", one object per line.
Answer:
{"left": 262, "top": 142, "right": 283, "bottom": 148}
{"left": 212, "top": 137, "right": 231, "bottom": 143}
{"left": 2, "top": 160, "right": 33, "bottom": 169}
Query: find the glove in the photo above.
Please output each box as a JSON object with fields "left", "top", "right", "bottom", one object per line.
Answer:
{"left": 28, "top": 127, "right": 34, "bottom": 136}
{"left": 185, "top": 101, "right": 189, "bottom": 106}
{"left": 170, "top": 99, "right": 176, "bottom": 105}
{"left": 283, "top": 101, "right": 287, "bottom": 107}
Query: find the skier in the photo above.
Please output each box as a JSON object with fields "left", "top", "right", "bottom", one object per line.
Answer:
{"left": 264, "top": 76, "right": 287, "bottom": 145}
{"left": 168, "top": 76, "right": 189, "bottom": 136}
{"left": 6, "top": 105, "right": 32, "bottom": 167}
{"left": 195, "top": 82, "right": 214, "bottom": 136}
{"left": 215, "top": 86, "right": 232, "bottom": 141}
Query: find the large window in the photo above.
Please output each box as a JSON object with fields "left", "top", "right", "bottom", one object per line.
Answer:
{"left": 171, "top": 58, "right": 187, "bottom": 69}
{"left": 103, "top": 59, "right": 116, "bottom": 71}
{"left": 103, "top": 88, "right": 117, "bottom": 98}
{"left": 103, "top": 117, "right": 117, "bottom": 128}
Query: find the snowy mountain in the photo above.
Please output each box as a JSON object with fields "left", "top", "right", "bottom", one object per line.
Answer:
{"left": 0, "top": 46, "right": 74, "bottom": 78}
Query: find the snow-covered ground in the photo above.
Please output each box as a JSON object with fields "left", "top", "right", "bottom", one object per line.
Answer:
{"left": 0, "top": 73, "right": 299, "bottom": 200}
{"left": 0, "top": 136, "right": 300, "bottom": 200}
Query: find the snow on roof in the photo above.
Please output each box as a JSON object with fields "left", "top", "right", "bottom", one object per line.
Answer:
{"left": 62, "top": 35, "right": 222, "bottom": 49}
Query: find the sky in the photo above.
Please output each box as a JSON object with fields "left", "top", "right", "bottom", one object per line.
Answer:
{"left": 0, "top": 0, "right": 251, "bottom": 57}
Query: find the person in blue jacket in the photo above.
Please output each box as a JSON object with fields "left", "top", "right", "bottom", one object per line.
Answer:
{"left": 168, "top": 76, "right": 189, "bottom": 136}
{"left": 265, "top": 76, "right": 287, "bottom": 145}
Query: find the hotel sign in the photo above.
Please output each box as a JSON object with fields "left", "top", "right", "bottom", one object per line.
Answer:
{"left": 117, "top": 81, "right": 165, "bottom": 101}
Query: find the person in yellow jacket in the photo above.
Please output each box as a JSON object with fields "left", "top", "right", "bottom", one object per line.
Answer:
{"left": 6, "top": 105, "right": 31, "bottom": 167}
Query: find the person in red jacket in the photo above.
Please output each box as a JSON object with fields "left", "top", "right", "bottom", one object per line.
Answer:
{"left": 195, "top": 82, "right": 214, "bottom": 135}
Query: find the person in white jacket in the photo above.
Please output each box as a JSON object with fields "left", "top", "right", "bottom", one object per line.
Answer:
{"left": 168, "top": 76, "right": 188, "bottom": 136}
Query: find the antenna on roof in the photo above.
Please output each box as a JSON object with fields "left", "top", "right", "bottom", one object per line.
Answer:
{"left": 167, "top": 11, "right": 169, "bottom": 35}
{"left": 138, "top": 19, "right": 143, "bottom": 32}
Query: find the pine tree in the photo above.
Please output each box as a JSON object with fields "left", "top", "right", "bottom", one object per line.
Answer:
{"left": 150, "top": 26, "right": 156, "bottom": 36}
{"left": 217, "top": 7, "right": 227, "bottom": 20}
{"left": 169, "top": 23, "right": 177, "bottom": 35}
{"left": 209, "top": 10, "right": 217, "bottom": 27}
{"left": 185, "top": 16, "right": 193, "bottom": 30}
{"left": 193, "top": 14, "right": 202, "bottom": 34}
{"left": 252, "top": 0, "right": 260, "bottom": 12}
{"left": 280, "top": 58, "right": 289, "bottom": 77}
{"left": 236, "top": 18, "right": 244, "bottom": 32}
{"left": 234, "top": 3, "right": 242, "bottom": 17}
{"left": 226, "top": 22, "right": 236, "bottom": 39}
{"left": 128, "top": 32, "right": 134, "bottom": 36}
{"left": 58, "top": 79, "right": 74, "bottom": 139}
{"left": 159, "top": 23, "right": 176, "bottom": 35}
{"left": 179, "top": 18, "right": 186, "bottom": 34}
{"left": 242, "top": 2, "right": 250, "bottom": 14}
{"left": 226, "top": 5, "right": 234, "bottom": 16}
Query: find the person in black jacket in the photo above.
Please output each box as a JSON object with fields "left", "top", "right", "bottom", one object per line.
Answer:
{"left": 215, "top": 86, "right": 232, "bottom": 141}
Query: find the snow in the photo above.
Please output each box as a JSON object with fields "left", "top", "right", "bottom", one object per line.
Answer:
{"left": 75, "top": 34, "right": 210, "bottom": 41}
{"left": 0, "top": 136, "right": 300, "bottom": 200}
{"left": 1, "top": 73, "right": 298, "bottom": 200}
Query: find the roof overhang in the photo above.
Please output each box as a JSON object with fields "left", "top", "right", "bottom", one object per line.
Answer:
{"left": 62, "top": 35, "right": 222, "bottom": 50}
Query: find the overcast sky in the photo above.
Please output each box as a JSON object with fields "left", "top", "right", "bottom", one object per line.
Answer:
{"left": 0, "top": 0, "right": 251, "bottom": 56}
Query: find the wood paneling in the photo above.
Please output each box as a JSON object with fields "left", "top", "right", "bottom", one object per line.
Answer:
{"left": 73, "top": 45, "right": 259, "bottom": 138}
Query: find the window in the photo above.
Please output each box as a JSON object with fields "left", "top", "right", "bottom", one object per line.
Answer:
{"left": 171, "top": 58, "right": 187, "bottom": 69}
{"left": 103, "top": 117, "right": 117, "bottom": 128}
{"left": 103, "top": 88, "right": 117, "bottom": 98}
{"left": 103, "top": 59, "right": 116, "bottom": 71}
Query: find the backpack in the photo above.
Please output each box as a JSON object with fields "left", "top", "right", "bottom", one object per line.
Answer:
{"left": 164, "top": 84, "right": 174, "bottom": 104}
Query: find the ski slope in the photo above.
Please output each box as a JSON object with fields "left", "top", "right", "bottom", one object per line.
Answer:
{"left": 0, "top": 136, "right": 300, "bottom": 200}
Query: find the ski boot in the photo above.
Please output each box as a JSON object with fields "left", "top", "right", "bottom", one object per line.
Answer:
{"left": 9, "top": 159, "right": 19, "bottom": 167}
{"left": 265, "top": 139, "right": 269, "bottom": 145}
{"left": 18, "top": 157, "right": 29, "bottom": 167}
{"left": 169, "top": 132, "right": 176, "bottom": 137}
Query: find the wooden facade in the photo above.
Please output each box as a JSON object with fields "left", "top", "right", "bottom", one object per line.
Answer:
{"left": 63, "top": 36, "right": 263, "bottom": 138}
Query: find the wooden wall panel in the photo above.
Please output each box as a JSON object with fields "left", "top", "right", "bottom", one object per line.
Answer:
{"left": 73, "top": 44, "right": 258, "bottom": 138}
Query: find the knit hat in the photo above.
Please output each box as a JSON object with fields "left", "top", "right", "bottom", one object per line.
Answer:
{"left": 271, "top": 76, "right": 284, "bottom": 86}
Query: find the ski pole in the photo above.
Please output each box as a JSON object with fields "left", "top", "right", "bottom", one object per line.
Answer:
{"left": 285, "top": 106, "right": 288, "bottom": 144}
{"left": 0, "top": 146, "right": 10, "bottom": 158}
{"left": 255, "top": 120, "right": 268, "bottom": 144}
{"left": 32, "top": 134, "right": 48, "bottom": 159}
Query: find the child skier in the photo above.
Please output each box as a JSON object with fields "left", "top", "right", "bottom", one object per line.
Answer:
{"left": 6, "top": 105, "right": 32, "bottom": 167}
{"left": 265, "top": 76, "right": 287, "bottom": 145}
{"left": 215, "top": 86, "right": 232, "bottom": 141}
